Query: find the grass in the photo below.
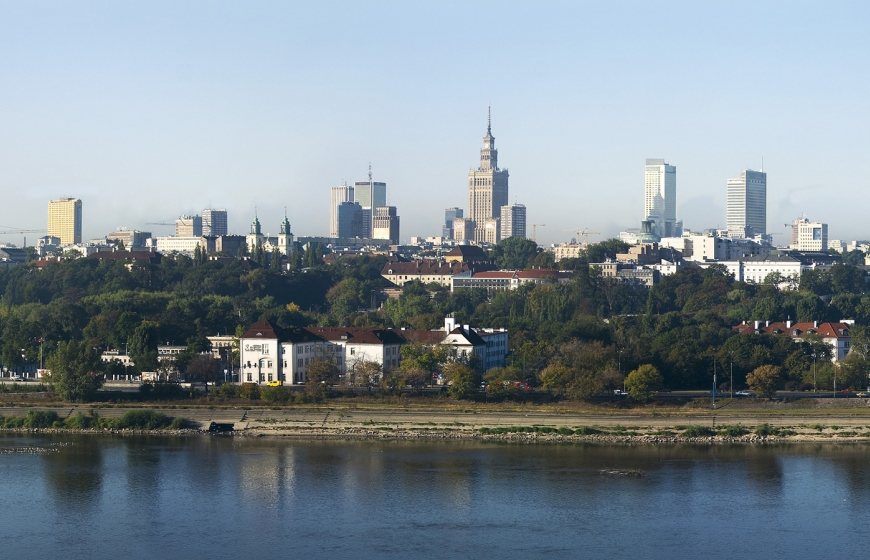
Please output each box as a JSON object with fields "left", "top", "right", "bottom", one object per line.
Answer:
{"left": 0, "top": 410, "right": 197, "bottom": 431}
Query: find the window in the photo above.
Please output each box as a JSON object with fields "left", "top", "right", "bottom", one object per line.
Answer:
{"left": 297, "top": 359, "right": 303, "bottom": 368}
{"left": 246, "top": 373, "right": 252, "bottom": 382}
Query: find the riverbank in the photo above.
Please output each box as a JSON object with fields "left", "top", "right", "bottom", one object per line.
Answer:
{"left": 6, "top": 398, "right": 870, "bottom": 443}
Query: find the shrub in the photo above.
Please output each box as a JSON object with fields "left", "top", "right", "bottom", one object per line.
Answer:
{"left": 239, "top": 383, "right": 260, "bottom": 401}
{"left": 718, "top": 425, "right": 749, "bottom": 437}
{"left": 261, "top": 386, "right": 290, "bottom": 404}
{"left": 169, "top": 417, "right": 197, "bottom": 430}
{"left": 65, "top": 412, "right": 100, "bottom": 429}
{"left": 557, "top": 427, "right": 575, "bottom": 435}
{"left": 682, "top": 425, "right": 716, "bottom": 437}
{"left": 24, "top": 410, "right": 60, "bottom": 429}
{"left": 113, "top": 410, "right": 173, "bottom": 429}
{"left": 574, "top": 426, "right": 602, "bottom": 435}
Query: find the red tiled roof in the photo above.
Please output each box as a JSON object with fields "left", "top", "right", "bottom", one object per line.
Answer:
{"left": 382, "top": 261, "right": 470, "bottom": 276}
{"left": 309, "top": 327, "right": 405, "bottom": 345}
{"left": 733, "top": 321, "right": 851, "bottom": 338}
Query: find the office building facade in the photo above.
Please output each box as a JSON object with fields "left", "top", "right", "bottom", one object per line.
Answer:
{"left": 372, "top": 206, "right": 400, "bottom": 244}
{"left": 500, "top": 203, "right": 526, "bottom": 240}
{"left": 201, "top": 209, "right": 228, "bottom": 237}
{"left": 726, "top": 169, "right": 767, "bottom": 238}
{"left": 329, "top": 185, "right": 354, "bottom": 237}
{"left": 643, "top": 159, "right": 677, "bottom": 239}
{"left": 47, "top": 197, "right": 82, "bottom": 245}
{"left": 443, "top": 207, "right": 463, "bottom": 240}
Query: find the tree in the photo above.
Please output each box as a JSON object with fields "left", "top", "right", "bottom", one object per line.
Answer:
{"left": 350, "top": 360, "right": 382, "bottom": 387}
{"left": 444, "top": 362, "right": 477, "bottom": 400}
{"left": 492, "top": 237, "right": 540, "bottom": 269}
{"left": 128, "top": 320, "right": 159, "bottom": 373}
{"left": 746, "top": 365, "right": 783, "bottom": 399}
{"left": 45, "top": 341, "right": 104, "bottom": 402}
{"left": 624, "top": 364, "right": 663, "bottom": 402}
{"left": 184, "top": 354, "right": 221, "bottom": 383}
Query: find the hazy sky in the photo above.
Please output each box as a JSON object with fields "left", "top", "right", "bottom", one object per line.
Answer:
{"left": 2, "top": 1, "right": 868, "bottom": 246}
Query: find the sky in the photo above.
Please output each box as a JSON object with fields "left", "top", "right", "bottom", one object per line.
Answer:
{"left": 1, "top": 0, "right": 869, "bottom": 246}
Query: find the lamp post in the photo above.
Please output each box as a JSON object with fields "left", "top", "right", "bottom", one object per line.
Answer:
{"left": 812, "top": 352, "right": 817, "bottom": 393}
{"left": 730, "top": 357, "right": 733, "bottom": 400}
{"left": 712, "top": 354, "right": 717, "bottom": 409}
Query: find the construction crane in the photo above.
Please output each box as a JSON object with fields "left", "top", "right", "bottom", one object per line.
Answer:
{"left": 531, "top": 224, "right": 546, "bottom": 242}
{"left": 0, "top": 229, "right": 45, "bottom": 235}
{"left": 574, "top": 228, "right": 600, "bottom": 244}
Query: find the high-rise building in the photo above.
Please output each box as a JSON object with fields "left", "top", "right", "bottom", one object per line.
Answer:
{"left": 175, "top": 215, "right": 203, "bottom": 237}
{"left": 790, "top": 218, "right": 828, "bottom": 252}
{"left": 353, "top": 175, "right": 387, "bottom": 238}
{"left": 453, "top": 218, "right": 475, "bottom": 243}
{"left": 337, "top": 201, "right": 363, "bottom": 238}
{"left": 468, "top": 108, "right": 509, "bottom": 243}
{"left": 643, "top": 159, "right": 677, "bottom": 239}
{"left": 443, "top": 207, "right": 463, "bottom": 239}
{"left": 329, "top": 185, "right": 354, "bottom": 237}
{"left": 202, "top": 209, "right": 228, "bottom": 237}
{"left": 500, "top": 203, "right": 526, "bottom": 240}
{"left": 372, "top": 206, "right": 400, "bottom": 244}
{"left": 726, "top": 169, "right": 767, "bottom": 238}
{"left": 47, "top": 197, "right": 82, "bottom": 245}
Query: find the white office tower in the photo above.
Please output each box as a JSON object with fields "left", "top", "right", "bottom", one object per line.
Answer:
{"left": 726, "top": 169, "right": 767, "bottom": 238}
{"left": 500, "top": 203, "right": 527, "bottom": 240}
{"left": 790, "top": 218, "right": 828, "bottom": 251}
{"left": 643, "top": 159, "right": 676, "bottom": 239}
{"left": 329, "top": 184, "right": 354, "bottom": 237}
{"left": 201, "top": 209, "right": 228, "bottom": 237}
{"left": 353, "top": 175, "right": 386, "bottom": 238}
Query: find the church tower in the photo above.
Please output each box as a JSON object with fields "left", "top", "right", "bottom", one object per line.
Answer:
{"left": 467, "top": 107, "right": 509, "bottom": 243}
{"left": 277, "top": 213, "right": 294, "bottom": 256}
{"left": 246, "top": 213, "right": 264, "bottom": 253}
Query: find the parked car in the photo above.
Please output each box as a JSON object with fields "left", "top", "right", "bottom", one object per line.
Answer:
{"left": 735, "top": 390, "right": 754, "bottom": 397}
{"left": 613, "top": 389, "right": 628, "bottom": 396}
{"left": 856, "top": 391, "right": 869, "bottom": 398}
{"left": 9, "top": 374, "right": 22, "bottom": 381}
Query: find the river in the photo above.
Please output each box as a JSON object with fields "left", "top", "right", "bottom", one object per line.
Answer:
{"left": 1, "top": 434, "right": 868, "bottom": 559}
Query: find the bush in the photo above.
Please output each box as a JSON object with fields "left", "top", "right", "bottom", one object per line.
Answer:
{"left": 754, "top": 424, "right": 795, "bottom": 437}
{"left": 24, "top": 410, "right": 60, "bottom": 429}
{"left": 64, "top": 412, "right": 100, "bottom": 429}
{"left": 239, "top": 383, "right": 260, "bottom": 401}
{"left": 682, "top": 425, "right": 716, "bottom": 437}
{"left": 574, "top": 426, "right": 602, "bottom": 435}
{"left": 214, "top": 383, "right": 240, "bottom": 399}
{"left": 261, "top": 386, "right": 290, "bottom": 404}
{"left": 557, "top": 427, "right": 575, "bottom": 435}
{"left": 169, "top": 417, "right": 198, "bottom": 429}
{"left": 113, "top": 410, "right": 173, "bottom": 429}
{"left": 718, "top": 425, "right": 749, "bottom": 437}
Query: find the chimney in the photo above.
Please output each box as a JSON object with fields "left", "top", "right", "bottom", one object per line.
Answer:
{"left": 813, "top": 321, "right": 818, "bottom": 328}
{"left": 765, "top": 320, "right": 770, "bottom": 327}
{"left": 444, "top": 316, "right": 457, "bottom": 332}
{"left": 786, "top": 320, "right": 792, "bottom": 329}
{"left": 754, "top": 320, "right": 760, "bottom": 331}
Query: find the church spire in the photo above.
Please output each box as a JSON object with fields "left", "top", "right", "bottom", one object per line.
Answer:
{"left": 480, "top": 106, "right": 497, "bottom": 170}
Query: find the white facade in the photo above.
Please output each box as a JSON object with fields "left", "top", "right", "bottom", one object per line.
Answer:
{"left": 791, "top": 218, "right": 828, "bottom": 252}
{"left": 643, "top": 159, "right": 676, "bottom": 239}
{"left": 499, "top": 203, "right": 527, "bottom": 240}
{"left": 154, "top": 236, "right": 206, "bottom": 255}
{"left": 330, "top": 185, "right": 354, "bottom": 238}
{"left": 726, "top": 169, "right": 767, "bottom": 237}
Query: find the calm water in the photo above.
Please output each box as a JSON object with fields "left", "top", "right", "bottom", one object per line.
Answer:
{"left": 1, "top": 435, "right": 869, "bottom": 560}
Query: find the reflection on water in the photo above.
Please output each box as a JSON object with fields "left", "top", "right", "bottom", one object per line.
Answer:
{"left": 3, "top": 437, "right": 870, "bottom": 560}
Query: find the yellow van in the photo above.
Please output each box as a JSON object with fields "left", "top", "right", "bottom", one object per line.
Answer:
{"left": 266, "top": 380, "right": 283, "bottom": 387}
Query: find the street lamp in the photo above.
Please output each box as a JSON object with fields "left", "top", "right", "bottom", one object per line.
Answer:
{"left": 812, "top": 352, "right": 817, "bottom": 393}
{"left": 712, "top": 354, "right": 717, "bottom": 409}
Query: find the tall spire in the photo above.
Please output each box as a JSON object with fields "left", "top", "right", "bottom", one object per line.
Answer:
{"left": 368, "top": 162, "right": 373, "bottom": 182}
{"left": 487, "top": 105, "right": 491, "bottom": 135}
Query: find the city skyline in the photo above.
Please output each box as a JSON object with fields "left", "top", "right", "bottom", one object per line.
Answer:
{"left": 2, "top": 2, "right": 869, "bottom": 245}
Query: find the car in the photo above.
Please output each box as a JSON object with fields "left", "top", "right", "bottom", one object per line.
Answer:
{"left": 735, "top": 390, "right": 754, "bottom": 397}
{"left": 266, "top": 380, "right": 283, "bottom": 387}
{"left": 613, "top": 389, "right": 628, "bottom": 396}
{"left": 856, "top": 391, "right": 869, "bottom": 398}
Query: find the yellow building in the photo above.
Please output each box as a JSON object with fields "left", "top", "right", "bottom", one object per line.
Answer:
{"left": 47, "top": 197, "right": 82, "bottom": 245}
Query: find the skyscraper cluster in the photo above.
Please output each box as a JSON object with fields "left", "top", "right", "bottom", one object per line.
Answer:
{"left": 328, "top": 168, "right": 399, "bottom": 243}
